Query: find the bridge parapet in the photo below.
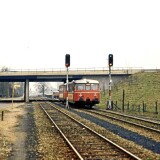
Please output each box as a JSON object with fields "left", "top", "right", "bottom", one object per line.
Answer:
{"left": 0, "top": 67, "right": 146, "bottom": 76}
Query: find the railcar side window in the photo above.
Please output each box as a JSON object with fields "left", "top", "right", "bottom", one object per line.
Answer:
{"left": 91, "top": 84, "right": 98, "bottom": 90}
{"left": 59, "top": 87, "right": 63, "bottom": 92}
{"left": 68, "top": 85, "right": 71, "bottom": 92}
{"left": 76, "top": 84, "right": 85, "bottom": 90}
{"left": 68, "top": 84, "right": 74, "bottom": 92}
{"left": 63, "top": 86, "right": 67, "bottom": 91}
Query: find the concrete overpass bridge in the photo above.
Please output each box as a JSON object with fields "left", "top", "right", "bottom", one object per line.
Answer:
{"left": 0, "top": 67, "right": 145, "bottom": 102}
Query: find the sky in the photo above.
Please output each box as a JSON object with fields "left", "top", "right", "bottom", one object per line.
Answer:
{"left": 0, "top": 0, "right": 160, "bottom": 70}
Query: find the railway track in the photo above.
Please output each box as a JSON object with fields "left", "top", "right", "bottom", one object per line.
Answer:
{"left": 91, "top": 109, "right": 160, "bottom": 133}
{"left": 53, "top": 101, "right": 160, "bottom": 134}
{"left": 38, "top": 101, "right": 141, "bottom": 160}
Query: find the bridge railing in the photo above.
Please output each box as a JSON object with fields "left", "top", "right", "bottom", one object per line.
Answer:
{"left": 0, "top": 67, "right": 159, "bottom": 75}
{"left": 1, "top": 67, "right": 143, "bottom": 72}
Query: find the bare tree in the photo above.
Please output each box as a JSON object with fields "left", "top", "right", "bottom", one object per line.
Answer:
{"left": 0, "top": 66, "right": 11, "bottom": 97}
{"left": 1, "top": 66, "right": 10, "bottom": 72}
{"left": 0, "top": 67, "right": 23, "bottom": 98}
{"left": 34, "top": 82, "right": 50, "bottom": 96}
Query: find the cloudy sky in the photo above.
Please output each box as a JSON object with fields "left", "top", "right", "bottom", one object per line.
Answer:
{"left": 0, "top": 0, "right": 160, "bottom": 70}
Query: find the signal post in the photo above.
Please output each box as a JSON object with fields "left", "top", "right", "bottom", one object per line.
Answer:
{"left": 65, "top": 54, "right": 70, "bottom": 109}
{"left": 107, "top": 54, "right": 113, "bottom": 109}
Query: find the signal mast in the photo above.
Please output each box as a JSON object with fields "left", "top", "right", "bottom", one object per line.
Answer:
{"left": 108, "top": 54, "right": 113, "bottom": 109}
{"left": 65, "top": 54, "right": 70, "bottom": 109}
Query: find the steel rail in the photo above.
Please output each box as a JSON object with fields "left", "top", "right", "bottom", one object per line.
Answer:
{"left": 87, "top": 109, "right": 160, "bottom": 133}
{"left": 96, "top": 109, "right": 160, "bottom": 131}
{"left": 47, "top": 102, "right": 141, "bottom": 160}
{"left": 38, "top": 102, "right": 84, "bottom": 160}
{"left": 98, "top": 109, "right": 160, "bottom": 125}
{"left": 54, "top": 101, "right": 160, "bottom": 133}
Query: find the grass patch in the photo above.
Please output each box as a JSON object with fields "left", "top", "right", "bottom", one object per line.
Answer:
{"left": 97, "top": 72, "right": 160, "bottom": 116}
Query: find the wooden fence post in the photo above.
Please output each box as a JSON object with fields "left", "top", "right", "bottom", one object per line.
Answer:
{"left": 138, "top": 105, "right": 140, "bottom": 113}
{"left": 142, "top": 101, "right": 145, "bottom": 113}
{"left": 127, "top": 101, "right": 129, "bottom": 111}
{"left": 122, "top": 89, "right": 125, "bottom": 112}
{"left": 155, "top": 101, "right": 158, "bottom": 114}
{"left": 1, "top": 111, "right": 4, "bottom": 121}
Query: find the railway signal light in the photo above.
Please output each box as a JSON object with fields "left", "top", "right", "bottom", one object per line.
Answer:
{"left": 108, "top": 54, "right": 113, "bottom": 66}
{"left": 65, "top": 54, "right": 70, "bottom": 109}
{"left": 107, "top": 54, "right": 113, "bottom": 110}
{"left": 65, "top": 54, "right": 70, "bottom": 67}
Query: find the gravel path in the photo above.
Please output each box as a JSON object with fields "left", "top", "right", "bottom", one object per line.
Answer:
{"left": 8, "top": 103, "right": 38, "bottom": 160}
{"left": 0, "top": 102, "right": 79, "bottom": 159}
{"left": 0, "top": 103, "right": 27, "bottom": 159}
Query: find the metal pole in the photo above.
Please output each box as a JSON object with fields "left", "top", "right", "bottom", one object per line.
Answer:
{"left": 66, "top": 67, "right": 69, "bottom": 109}
{"left": 108, "top": 66, "right": 112, "bottom": 109}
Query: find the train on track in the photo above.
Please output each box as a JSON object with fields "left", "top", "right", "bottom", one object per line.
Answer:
{"left": 58, "top": 79, "right": 100, "bottom": 107}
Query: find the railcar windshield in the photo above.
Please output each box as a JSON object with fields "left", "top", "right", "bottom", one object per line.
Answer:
{"left": 91, "top": 84, "right": 99, "bottom": 90}
{"left": 86, "top": 84, "right": 90, "bottom": 90}
{"left": 75, "top": 83, "right": 99, "bottom": 90}
{"left": 76, "top": 84, "right": 85, "bottom": 90}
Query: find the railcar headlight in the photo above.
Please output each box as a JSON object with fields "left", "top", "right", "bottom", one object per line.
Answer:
{"left": 79, "top": 93, "right": 82, "bottom": 97}
{"left": 94, "top": 93, "right": 97, "bottom": 97}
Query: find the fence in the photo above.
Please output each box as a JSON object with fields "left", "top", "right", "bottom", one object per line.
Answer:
{"left": 112, "top": 89, "right": 159, "bottom": 115}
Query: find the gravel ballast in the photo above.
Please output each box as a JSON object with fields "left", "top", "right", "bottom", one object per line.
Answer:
{"left": 1, "top": 102, "right": 160, "bottom": 159}
{"left": 71, "top": 109, "right": 160, "bottom": 154}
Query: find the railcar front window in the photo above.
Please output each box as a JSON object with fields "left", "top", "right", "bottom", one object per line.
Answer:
{"left": 76, "top": 84, "right": 85, "bottom": 90}
{"left": 86, "top": 84, "right": 91, "bottom": 90}
{"left": 91, "top": 84, "right": 98, "bottom": 90}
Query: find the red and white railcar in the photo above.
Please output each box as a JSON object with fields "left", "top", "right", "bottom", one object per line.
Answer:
{"left": 59, "top": 79, "right": 100, "bottom": 107}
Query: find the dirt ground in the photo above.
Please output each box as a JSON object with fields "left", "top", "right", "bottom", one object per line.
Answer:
{"left": 0, "top": 102, "right": 37, "bottom": 160}
{"left": 0, "top": 102, "right": 76, "bottom": 160}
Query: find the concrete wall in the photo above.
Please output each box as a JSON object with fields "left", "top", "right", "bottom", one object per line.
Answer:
{"left": 82, "top": 75, "right": 130, "bottom": 92}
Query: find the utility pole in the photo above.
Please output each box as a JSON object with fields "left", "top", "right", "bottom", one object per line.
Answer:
{"left": 65, "top": 54, "right": 70, "bottom": 109}
{"left": 107, "top": 54, "right": 113, "bottom": 109}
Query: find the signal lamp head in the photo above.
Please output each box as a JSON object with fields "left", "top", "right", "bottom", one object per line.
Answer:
{"left": 108, "top": 54, "right": 113, "bottom": 66}
{"left": 65, "top": 54, "right": 70, "bottom": 67}
{"left": 65, "top": 63, "right": 69, "bottom": 67}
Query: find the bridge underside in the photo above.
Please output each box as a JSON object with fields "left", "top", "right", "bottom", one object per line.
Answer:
{"left": 0, "top": 75, "right": 83, "bottom": 103}
{"left": 0, "top": 73, "right": 130, "bottom": 103}
{"left": 0, "top": 75, "right": 83, "bottom": 82}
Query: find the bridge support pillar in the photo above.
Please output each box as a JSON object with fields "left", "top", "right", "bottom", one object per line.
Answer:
{"left": 25, "top": 79, "right": 29, "bottom": 103}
